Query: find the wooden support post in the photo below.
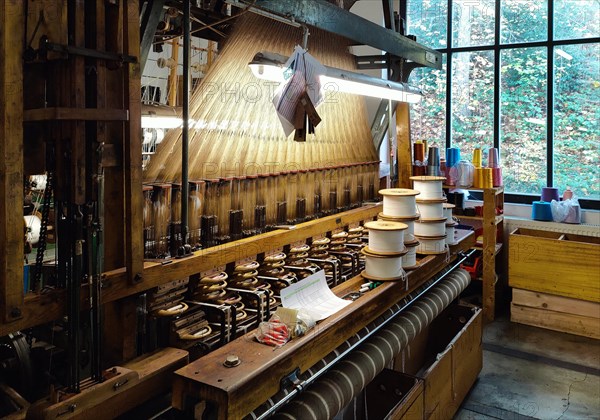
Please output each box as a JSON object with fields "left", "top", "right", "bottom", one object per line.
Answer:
{"left": 0, "top": 0, "right": 25, "bottom": 322}
{"left": 482, "top": 188, "right": 497, "bottom": 322}
{"left": 168, "top": 38, "right": 179, "bottom": 106}
{"left": 123, "top": 0, "right": 144, "bottom": 285}
{"left": 396, "top": 102, "right": 412, "bottom": 189}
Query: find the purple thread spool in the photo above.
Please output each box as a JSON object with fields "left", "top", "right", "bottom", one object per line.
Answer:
{"left": 492, "top": 167, "right": 503, "bottom": 187}
{"left": 541, "top": 187, "right": 559, "bottom": 202}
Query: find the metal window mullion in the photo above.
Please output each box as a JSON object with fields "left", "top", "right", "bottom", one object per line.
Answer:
{"left": 547, "top": 0, "right": 554, "bottom": 187}
{"left": 493, "top": 0, "right": 501, "bottom": 151}
{"left": 446, "top": 0, "right": 453, "bottom": 149}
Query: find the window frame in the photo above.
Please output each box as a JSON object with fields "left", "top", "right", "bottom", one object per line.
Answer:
{"left": 412, "top": 0, "right": 600, "bottom": 209}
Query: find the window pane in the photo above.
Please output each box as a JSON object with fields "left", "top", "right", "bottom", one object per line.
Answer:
{"left": 407, "top": 0, "right": 448, "bottom": 49}
{"left": 501, "top": 0, "right": 548, "bottom": 44}
{"left": 554, "top": 0, "right": 600, "bottom": 40}
{"left": 500, "top": 48, "right": 548, "bottom": 194}
{"left": 451, "top": 51, "right": 495, "bottom": 161}
{"left": 554, "top": 43, "right": 600, "bottom": 200}
{"left": 409, "top": 55, "right": 447, "bottom": 152}
{"left": 452, "top": 0, "right": 495, "bottom": 47}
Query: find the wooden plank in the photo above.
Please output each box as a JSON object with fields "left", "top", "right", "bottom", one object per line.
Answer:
{"left": 23, "top": 107, "right": 128, "bottom": 121}
{"left": 512, "top": 289, "right": 600, "bottom": 319}
{"left": 396, "top": 102, "right": 412, "bottom": 188}
{"left": 511, "top": 303, "right": 600, "bottom": 340}
{"left": 389, "top": 379, "right": 423, "bottom": 419}
{"left": 102, "top": 204, "right": 383, "bottom": 302}
{"left": 482, "top": 188, "right": 497, "bottom": 322}
{"left": 171, "top": 238, "right": 473, "bottom": 419}
{"left": 0, "top": 0, "right": 25, "bottom": 322}
{"left": 123, "top": 0, "right": 144, "bottom": 284}
{"left": 509, "top": 229, "right": 600, "bottom": 302}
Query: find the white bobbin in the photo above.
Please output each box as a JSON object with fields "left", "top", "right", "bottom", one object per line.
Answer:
{"left": 364, "top": 220, "right": 407, "bottom": 254}
{"left": 446, "top": 222, "right": 458, "bottom": 245}
{"left": 416, "top": 198, "right": 446, "bottom": 220}
{"left": 402, "top": 238, "right": 420, "bottom": 269}
{"left": 362, "top": 248, "right": 407, "bottom": 281}
{"left": 379, "top": 188, "right": 420, "bottom": 218}
{"left": 378, "top": 213, "right": 418, "bottom": 242}
{"left": 443, "top": 203, "right": 456, "bottom": 223}
{"left": 414, "top": 217, "right": 447, "bottom": 237}
{"left": 410, "top": 176, "right": 446, "bottom": 200}
{"left": 415, "top": 235, "right": 447, "bottom": 254}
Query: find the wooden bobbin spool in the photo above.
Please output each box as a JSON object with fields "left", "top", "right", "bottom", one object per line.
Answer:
{"left": 410, "top": 176, "right": 446, "bottom": 200}
{"left": 378, "top": 213, "right": 419, "bottom": 242}
{"left": 378, "top": 188, "right": 420, "bottom": 218}
{"left": 446, "top": 221, "right": 459, "bottom": 245}
{"left": 402, "top": 237, "right": 421, "bottom": 270}
{"left": 415, "top": 235, "right": 448, "bottom": 255}
{"left": 416, "top": 197, "right": 447, "bottom": 220}
{"left": 361, "top": 245, "right": 408, "bottom": 282}
{"left": 443, "top": 203, "right": 456, "bottom": 223}
{"left": 414, "top": 217, "right": 447, "bottom": 237}
{"left": 364, "top": 220, "right": 408, "bottom": 255}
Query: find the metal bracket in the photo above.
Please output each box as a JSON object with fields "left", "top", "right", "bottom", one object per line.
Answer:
{"left": 280, "top": 367, "right": 302, "bottom": 391}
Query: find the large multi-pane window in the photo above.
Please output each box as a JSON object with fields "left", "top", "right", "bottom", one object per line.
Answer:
{"left": 407, "top": 0, "right": 599, "bottom": 204}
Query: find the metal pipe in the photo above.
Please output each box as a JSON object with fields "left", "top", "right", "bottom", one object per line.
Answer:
{"left": 256, "top": 250, "right": 474, "bottom": 419}
{"left": 181, "top": 0, "right": 191, "bottom": 246}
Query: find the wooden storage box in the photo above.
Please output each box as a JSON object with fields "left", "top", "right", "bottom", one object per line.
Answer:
{"left": 394, "top": 304, "right": 483, "bottom": 419}
{"left": 509, "top": 228, "right": 600, "bottom": 302}
{"left": 511, "top": 288, "right": 600, "bottom": 339}
{"left": 365, "top": 369, "right": 424, "bottom": 419}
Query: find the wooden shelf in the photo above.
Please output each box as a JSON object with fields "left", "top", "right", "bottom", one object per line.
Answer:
{"left": 24, "top": 107, "right": 129, "bottom": 121}
{"left": 444, "top": 185, "right": 504, "bottom": 195}
{"left": 457, "top": 214, "right": 504, "bottom": 225}
{"left": 473, "top": 242, "right": 503, "bottom": 256}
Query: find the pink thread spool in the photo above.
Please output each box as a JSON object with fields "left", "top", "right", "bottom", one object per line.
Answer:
{"left": 487, "top": 148, "right": 500, "bottom": 168}
{"left": 492, "top": 167, "right": 503, "bottom": 187}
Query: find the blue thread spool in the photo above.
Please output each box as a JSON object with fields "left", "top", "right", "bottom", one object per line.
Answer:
{"left": 532, "top": 201, "right": 553, "bottom": 221}
{"left": 446, "top": 147, "right": 461, "bottom": 168}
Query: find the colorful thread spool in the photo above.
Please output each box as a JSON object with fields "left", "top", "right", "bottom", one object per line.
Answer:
{"left": 492, "top": 167, "right": 503, "bottom": 187}
{"left": 473, "top": 167, "right": 484, "bottom": 188}
{"left": 483, "top": 168, "right": 493, "bottom": 189}
{"left": 541, "top": 187, "right": 559, "bottom": 202}
{"left": 487, "top": 148, "right": 499, "bottom": 168}
{"left": 472, "top": 148, "right": 483, "bottom": 168}
{"left": 414, "top": 142, "right": 425, "bottom": 163}
{"left": 531, "top": 201, "right": 553, "bottom": 221}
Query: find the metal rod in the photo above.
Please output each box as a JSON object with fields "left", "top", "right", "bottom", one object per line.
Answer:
{"left": 257, "top": 249, "right": 475, "bottom": 419}
{"left": 181, "top": 0, "right": 191, "bottom": 246}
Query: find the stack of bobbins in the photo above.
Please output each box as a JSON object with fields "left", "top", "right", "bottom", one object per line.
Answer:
{"left": 258, "top": 252, "right": 292, "bottom": 303}
{"left": 330, "top": 230, "right": 352, "bottom": 270}
{"left": 286, "top": 241, "right": 322, "bottom": 280}
{"left": 346, "top": 226, "right": 365, "bottom": 246}
{"left": 378, "top": 188, "right": 421, "bottom": 269}
{"left": 230, "top": 260, "right": 267, "bottom": 316}
{"left": 410, "top": 176, "right": 448, "bottom": 255}
{"left": 195, "top": 271, "right": 247, "bottom": 321}
{"left": 444, "top": 203, "right": 458, "bottom": 245}
{"left": 361, "top": 220, "right": 408, "bottom": 282}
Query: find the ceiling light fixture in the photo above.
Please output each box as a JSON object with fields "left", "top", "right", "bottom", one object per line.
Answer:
{"left": 249, "top": 51, "right": 423, "bottom": 104}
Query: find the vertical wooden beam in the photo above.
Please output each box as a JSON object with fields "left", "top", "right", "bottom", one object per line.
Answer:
{"left": 168, "top": 38, "right": 179, "bottom": 106}
{"left": 0, "top": 0, "right": 25, "bottom": 322}
{"left": 396, "top": 102, "right": 412, "bottom": 189}
{"left": 123, "top": 0, "right": 144, "bottom": 284}
{"left": 482, "top": 188, "right": 497, "bottom": 322}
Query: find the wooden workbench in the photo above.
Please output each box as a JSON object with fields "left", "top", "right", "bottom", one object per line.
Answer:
{"left": 172, "top": 230, "right": 475, "bottom": 419}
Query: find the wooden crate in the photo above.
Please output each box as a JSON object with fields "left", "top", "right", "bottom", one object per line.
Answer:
{"left": 511, "top": 289, "right": 600, "bottom": 339}
{"left": 365, "top": 369, "right": 424, "bottom": 419}
{"left": 394, "top": 304, "right": 483, "bottom": 419}
{"left": 509, "top": 228, "right": 600, "bottom": 302}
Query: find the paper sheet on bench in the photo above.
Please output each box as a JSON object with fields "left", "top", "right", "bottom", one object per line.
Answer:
{"left": 280, "top": 271, "right": 351, "bottom": 321}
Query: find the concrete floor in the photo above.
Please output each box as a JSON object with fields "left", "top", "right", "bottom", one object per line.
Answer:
{"left": 455, "top": 318, "right": 600, "bottom": 420}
